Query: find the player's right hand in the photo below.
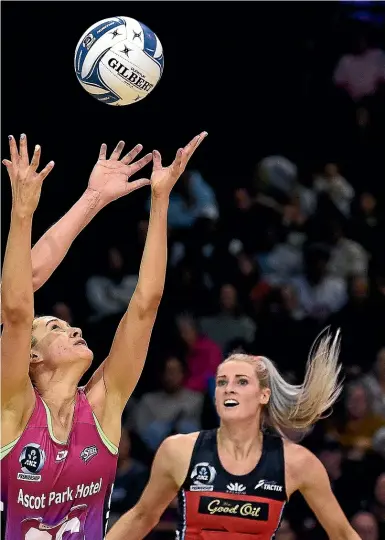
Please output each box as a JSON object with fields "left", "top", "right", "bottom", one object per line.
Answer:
{"left": 2, "top": 134, "right": 54, "bottom": 216}
{"left": 87, "top": 141, "right": 152, "bottom": 206}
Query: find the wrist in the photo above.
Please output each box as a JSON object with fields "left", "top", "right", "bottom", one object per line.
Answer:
{"left": 81, "top": 188, "right": 106, "bottom": 213}
{"left": 11, "top": 208, "right": 34, "bottom": 222}
{"left": 151, "top": 192, "right": 170, "bottom": 205}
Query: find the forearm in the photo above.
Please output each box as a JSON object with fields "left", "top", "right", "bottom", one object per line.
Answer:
{"left": 107, "top": 507, "right": 157, "bottom": 540}
{"left": 31, "top": 188, "right": 104, "bottom": 291}
{"left": 2, "top": 213, "right": 34, "bottom": 322}
{"left": 134, "top": 194, "right": 169, "bottom": 308}
{"left": 346, "top": 533, "right": 360, "bottom": 540}
{"left": 331, "top": 530, "right": 361, "bottom": 540}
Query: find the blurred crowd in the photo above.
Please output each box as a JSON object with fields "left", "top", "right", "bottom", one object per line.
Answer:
{"left": 35, "top": 18, "right": 385, "bottom": 540}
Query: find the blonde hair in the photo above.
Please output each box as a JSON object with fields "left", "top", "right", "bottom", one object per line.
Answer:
{"left": 31, "top": 316, "right": 47, "bottom": 348}
{"left": 222, "top": 328, "right": 343, "bottom": 439}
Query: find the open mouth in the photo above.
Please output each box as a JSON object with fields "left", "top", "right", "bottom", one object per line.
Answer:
{"left": 74, "top": 338, "right": 87, "bottom": 347}
{"left": 224, "top": 399, "right": 239, "bottom": 408}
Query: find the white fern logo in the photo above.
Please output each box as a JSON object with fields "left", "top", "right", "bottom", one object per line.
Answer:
{"left": 226, "top": 482, "right": 246, "bottom": 494}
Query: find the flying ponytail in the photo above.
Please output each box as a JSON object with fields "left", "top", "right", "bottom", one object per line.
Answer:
{"left": 223, "top": 328, "right": 343, "bottom": 439}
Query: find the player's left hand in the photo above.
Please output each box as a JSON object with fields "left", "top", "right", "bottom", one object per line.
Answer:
{"left": 150, "top": 132, "right": 207, "bottom": 199}
{"left": 88, "top": 141, "right": 153, "bottom": 205}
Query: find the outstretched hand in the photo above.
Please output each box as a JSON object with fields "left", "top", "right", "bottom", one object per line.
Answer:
{"left": 88, "top": 141, "right": 153, "bottom": 205}
{"left": 2, "top": 134, "right": 54, "bottom": 216}
{"left": 150, "top": 132, "right": 208, "bottom": 199}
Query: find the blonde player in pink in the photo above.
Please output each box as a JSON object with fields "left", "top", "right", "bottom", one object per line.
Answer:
{"left": 1, "top": 131, "right": 207, "bottom": 539}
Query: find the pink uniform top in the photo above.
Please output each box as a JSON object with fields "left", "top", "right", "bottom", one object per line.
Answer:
{"left": 1, "top": 388, "right": 118, "bottom": 539}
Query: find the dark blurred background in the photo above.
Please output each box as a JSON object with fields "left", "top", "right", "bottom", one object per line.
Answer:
{"left": 2, "top": 2, "right": 385, "bottom": 539}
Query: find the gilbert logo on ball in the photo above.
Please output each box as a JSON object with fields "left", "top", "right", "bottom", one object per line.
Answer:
{"left": 74, "top": 16, "right": 164, "bottom": 106}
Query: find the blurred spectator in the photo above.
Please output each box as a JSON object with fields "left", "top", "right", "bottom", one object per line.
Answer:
{"left": 325, "top": 219, "right": 368, "bottom": 279}
{"left": 109, "top": 428, "right": 149, "bottom": 518}
{"left": 327, "top": 275, "right": 379, "bottom": 369}
{"left": 372, "top": 426, "right": 385, "bottom": 461}
{"left": 199, "top": 283, "right": 256, "bottom": 351}
{"left": 362, "top": 347, "right": 385, "bottom": 417}
{"left": 228, "top": 188, "right": 261, "bottom": 255}
{"left": 52, "top": 301, "right": 73, "bottom": 325}
{"left": 327, "top": 382, "right": 385, "bottom": 456}
{"left": 294, "top": 180, "right": 317, "bottom": 221}
{"left": 133, "top": 355, "right": 203, "bottom": 452}
{"left": 314, "top": 163, "right": 355, "bottom": 217}
{"left": 289, "top": 244, "right": 347, "bottom": 321}
{"left": 317, "top": 439, "right": 360, "bottom": 516}
{"left": 252, "top": 285, "right": 317, "bottom": 378}
{"left": 350, "top": 275, "right": 370, "bottom": 301}
{"left": 147, "top": 170, "right": 219, "bottom": 230}
{"left": 350, "top": 511, "right": 379, "bottom": 540}
{"left": 282, "top": 194, "right": 311, "bottom": 230}
{"left": 275, "top": 519, "right": 298, "bottom": 540}
{"left": 256, "top": 224, "right": 304, "bottom": 286}
{"left": 169, "top": 258, "right": 210, "bottom": 314}
{"left": 227, "top": 188, "right": 281, "bottom": 255}
{"left": 85, "top": 246, "right": 138, "bottom": 322}
{"left": 232, "top": 252, "right": 265, "bottom": 311}
{"left": 373, "top": 275, "right": 385, "bottom": 316}
{"left": 351, "top": 192, "right": 383, "bottom": 261}
{"left": 333, "top": 34, "right": 385, "bottom": 102}
{"left": 255, "top": 155, "right": 297, "bottom": 205}
{"left": 176, "top": 313, "right": 222, "bottom": 393}
{"left": 371, "top": 473, "right": 385, "bottom": 538}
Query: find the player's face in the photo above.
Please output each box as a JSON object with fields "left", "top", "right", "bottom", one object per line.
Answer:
{"left": 346, "top": 385, "right": 368, "bottom": 419}
{"left": 31, "top": 317, "right": 93, "bottom": 368}
{"left": 215, "top": 361, "right": 270, "bottom": 421}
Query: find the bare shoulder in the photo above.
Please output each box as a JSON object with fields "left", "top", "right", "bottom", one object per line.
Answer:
{"left": 283, "top": 440, "right": 323, "bottom": 496}
{"left": 283, "top": 440, "right": 316, "bottom": 466}
{"left": 164, "top": 431, "right": 200, "bottom": 449}
{"left": 159, "top": 432, "right": 200, "bottom": 487}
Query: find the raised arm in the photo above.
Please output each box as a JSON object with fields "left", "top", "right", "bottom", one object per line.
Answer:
{"left": 29, "top": 189, "right": 105, "bottom": 292}
{"left": 106, "top": 436, "right": 183, "bottom": 540}
{"left": 1, "top": 136, "right": 54, "bottom": 414}
{"left": 298, "top": 448, "right": 360, "bottom": 540}
{"left": 0, "top": 138, "right": 151, "bottom": 325}
{"left": 28, "top": 140, "right": 151, "bottom": 292}
{"left": 87, "top": 133, "right": 207, "bottom": 416}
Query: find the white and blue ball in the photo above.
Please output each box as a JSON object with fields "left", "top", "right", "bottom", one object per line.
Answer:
{"left": 74, "top": 16, "right": 164, "bottom": 106}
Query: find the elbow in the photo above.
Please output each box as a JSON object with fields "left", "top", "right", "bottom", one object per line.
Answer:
{"left": 118, "top": 505, "right": 159, "bottom": 536}
{"left": 134, "top": 288, "right": 163, "bottom": 315}
{"left": 1, "top": 287, "right": 34, "bottom": 326}
{"left": 2, "top": 300, "right": 34, "bottom": 326}
{"left": 136, "top": 506, "right": 160, "bottom": 531}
